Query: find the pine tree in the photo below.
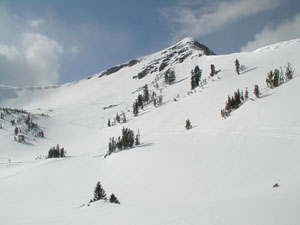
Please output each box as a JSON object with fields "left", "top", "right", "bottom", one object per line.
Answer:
{"left": 158, "top": 95, "right": 163, "bottom": 106}
{"left": 108, "top": 118, "right": 111, "bottom": 127}
{"left": 210, "top": 64, "right": 215, "bottom": 77}
{"left": 143, "top": 84, "right": 149, "bottom": 103}
{"left": 191, "top": 66, "right": 202, "bottom": 90}
{"left": 121, "top": 112, "right": 126, "bottom": 123}
{"left": 285, "top": 62, "right": 294, "bottom": 80}
{"left": 168, "top": 69, "right": 176, "bottom": 84}
{"left": 116, "top": 113, "right": 120, "bottom": 123}
{"left": 109, "top": 193, "right": 120, "bottom": 204}
{"left": 266, "top": 70, "right": 274, "bottom": 88}
{"left": 135, "top": 130, "right": 140, "bottom": 145}
{"left": 164, "top": 72, "right": 169, "bottom": 84}
{"left": 14, "top": 127, "right": 18, "bottom": 135}
{"left": 194, "top": 66, "right": 201, "bottom": 84}
{"left": 133, "top": 101, "right": 139, "bottom": 116}
{"left": 93, "top": 181, "right": 107, "bottom": 201}
{"left": 60, "top": 148, "right": 65, "bottom": 157}
{"left": 235, "top": 59, "right": 240, "bottom": 75}
{"left": 185, "top": 119, "right": 192, "bottom": 130}
{"left": 191, "top": 69, "right": 196, "bottom": 90}
{"left": 244, "top": 88, "right": 249, "bottom": 100}
{"left": 137, "top": 94, "right": 144, "bottom": 109}
{"left": 254, "top": 85, "right": 260, "bottom": 98}
{"left": 273, "top": 69, "right": 280, "bottom": 87}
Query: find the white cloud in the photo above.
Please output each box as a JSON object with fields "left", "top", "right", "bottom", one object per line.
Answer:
{"left": 29, "top": 19, "right": 45, "bottom": 29}
{"left": 241, "top": 13, "right": 300, "bottom": 51}
{"left": 161, "top": 0, "right": 284, "bottom": 40}
{"left": 0, "top": 33, "right": 64, "bottom": 87}
{"left": 0, "top": 45, "right": 22, "bottom": 61}
{"left": 0, "top": 7, "right": 64, "bottom": 87}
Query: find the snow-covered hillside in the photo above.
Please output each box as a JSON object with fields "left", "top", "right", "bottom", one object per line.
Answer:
{"left": 0, "top": 38, "right": 300, "bottom": 225}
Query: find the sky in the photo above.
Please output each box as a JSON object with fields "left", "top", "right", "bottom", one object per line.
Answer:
{"left": 0, "top": 0, "right": 299, "bottom": 87}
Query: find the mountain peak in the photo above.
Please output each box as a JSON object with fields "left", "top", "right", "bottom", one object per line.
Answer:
{"left": 172, "top": 37, "right": 215, "bottom": 56}
{"left": 177, "top": 37, "right": 196, "bottom": 44}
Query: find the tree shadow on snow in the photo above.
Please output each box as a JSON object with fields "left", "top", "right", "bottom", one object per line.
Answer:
{"left": 135, "top": 142, "right": 153, "bottom": 148}
{"left": 173, "top": 77, "right": 188, "bottom": 84}
{"left": 259, "top": 93, "right": 274, "bottom": 99}
{"left": 240, "top": 67, "right": 257, "bottom": 75}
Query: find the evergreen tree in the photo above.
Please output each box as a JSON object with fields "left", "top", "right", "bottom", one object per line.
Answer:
{"left": 266, "top": 70, "right": 274, "bottom": 88}
{"left": 135, "top": 130, "right": 140, "bottom": 146}
{"left": 168, "top": 69, "right": 176, "bottom": 84}
{"left": 194, "top": 65, "right": 202, "bottom": 85}
{"left": 191, "top": 69, "right": 196, "bottom": 90}
{"left": 109, "top": 193, "right": 120, "bottom": 204}
{"left": 153, "top": 98, "right": 157, "bottom": 107}
{"left": 164, "top": 72, "right": 169, "bottom": 84}
{"left": 244, "top": 88, "right": 249, "bottom": 100}
{"left": 165, "top": 69, "right": 176, "bottom": 85}
{"left": 108, "top": 119, "right": 111, "bottom": 127}
{"left": 14, "top": 127, "right": 18, "bottom": 135}
{"left": 133, "top": 101, "right": 139, "bottom": 116}
{"left": 158, "top": 95, "right": 163, "bottom": 106}
{"left": 115, "top": 113, "right": 120, "bottom": 123}
{"left": 93, "top": 181, "right": 107, "bottom": 201}
{"left": 235, "top": 59, "right": 240, "bottom": 75}
{"left": 254, "top": 85, "right": 260, "bottom": 98}
{"left": 137, "top": 94, "right": 144, "bottom": 109}
{"left": 210, "top": 64, "right": 216, "bottom": 77}
{"left": 285, "top": 62, "right": 294, "bottom": 80}
{"left": 191, "top": 66, "right": 202, "bottom": 90}
{"left": 143, "top": 84, "right": 149, "bottom": 103}
{"left": 60, "top": 148, "right": 65, "bottom": 157}
{"left": 121, "top": 112, "right": 127, "bottom": 123}
{"left": 185, "top": 119, "right": 192, "bottom": 130}
{"left": 273, "top": 69, "right": 280, "bottom": 87}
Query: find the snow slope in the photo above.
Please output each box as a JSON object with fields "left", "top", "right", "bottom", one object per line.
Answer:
{"left": 0, "top": 38, "right": 300, "bottom": 225}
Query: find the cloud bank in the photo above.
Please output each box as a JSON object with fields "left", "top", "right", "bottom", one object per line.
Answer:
{"left": 0, "top": 7, "right": 64, "bottom": 87}
{"left": 241, "top": 13, "right": 300, "bottom": 51}
{"left": 161, "top": 0, "right": 284, "bottom": 41}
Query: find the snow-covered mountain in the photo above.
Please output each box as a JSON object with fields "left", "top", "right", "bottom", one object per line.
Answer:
{"left": 0, "top": 37, "right": 300, "bottom": 225}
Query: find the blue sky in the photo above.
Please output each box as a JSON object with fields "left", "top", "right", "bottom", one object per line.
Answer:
{"left": 0, "top": 0, "right": 299, "bottom": 87}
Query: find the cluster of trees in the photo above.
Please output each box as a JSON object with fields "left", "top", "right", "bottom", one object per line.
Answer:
{"left": 191, "top": 65, "right": 202, "bottom": 90}
{"left": 164, "top": 68, "right": 176, "bottom": 85}
{"left": 90, "top": 181, "right": 120, "bottom": 204}
{"left": 266, "top": 63, "right": 294, "bottom": 88}
{"left": 48, "top": 144, "right": 66, "bottom": 158}
{"left": 106, "top": 127, "right": 140, "bottom": 157}
{"left": 133, "top": 84, "right": 163, "bottom": 116}
{"left": 221, "top": 88, "right": 249, "bottom": 118}
{"left": 0, "top": 107, "right": 28, "bottom": 115}
{"left": 25, "top": 114, "right": 39, "bottom": 130}
{"left": 0, "top": 108, "right": 45, "bottom": 142}
{"left": 221, "top": 85, "right": 263, "bottom": 118}
{"left": 108, "top": 112, "right": 127, "bottom": 127}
